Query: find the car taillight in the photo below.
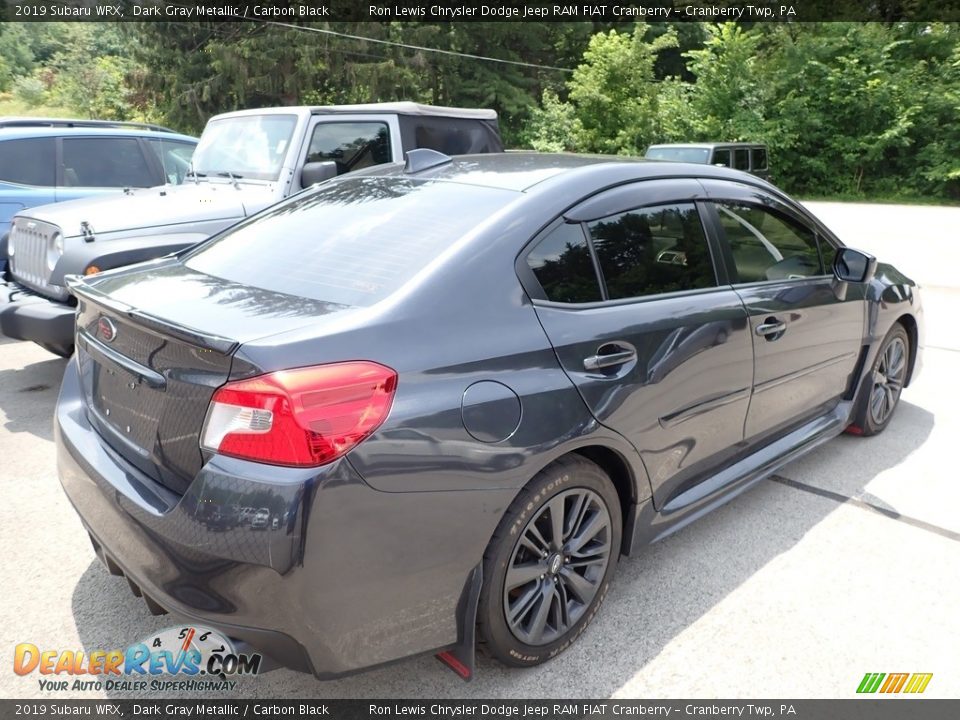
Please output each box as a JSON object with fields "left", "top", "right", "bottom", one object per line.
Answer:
{"left": 201, "top": 362, "right": 397, "bottom": 467}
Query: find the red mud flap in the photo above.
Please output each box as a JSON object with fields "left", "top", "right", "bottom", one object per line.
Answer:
{"left": 844, "top": 424, "right": 864, "bottom": 435}
{"left": 435, "top": 565, "right": 482, "bottom": 681}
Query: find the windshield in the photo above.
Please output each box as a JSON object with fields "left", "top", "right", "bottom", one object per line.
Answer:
{"left": 191, "top": 114, "right": 296, "bottom": 181}
{"left": 645, "top": 147, "right": 711, "bottom": 164}
{"left": 185, "top": 177, "right": 517, "bottom": 307}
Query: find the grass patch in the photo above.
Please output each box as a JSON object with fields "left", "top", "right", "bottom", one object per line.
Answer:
{"left": 0, "top": 95, "right": 82, "bottom": 119}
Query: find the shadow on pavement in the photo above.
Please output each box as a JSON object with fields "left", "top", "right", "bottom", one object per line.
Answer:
{"left": 0, "top": 356, "right": 68, "bottom": 441}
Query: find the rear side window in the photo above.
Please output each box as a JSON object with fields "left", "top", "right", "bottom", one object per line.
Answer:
{"left": 0, "top": 138, "right": 55, "bottom": 186}
{"left": 306, "top": 122, "right": 391, "bottom": 175}
{"left": 145, "top": 138, "right": 196, "bottom": 185}
{"left": 586, "top": 203, "right": 717, "bottom": 300}
{"left": 714, "top": 202, "right": 824, "bottom": 282}
{"left": 526, "top": 223, "right": 602, "bottom": 303}
{"left": 751, "top": 147, "right": 767, "bottom": 171}
{"left": 186, "top": 177, "right": 516, "bottom": 307}
{"left": 61, "top": 137, "right": 155, "bottom": 187}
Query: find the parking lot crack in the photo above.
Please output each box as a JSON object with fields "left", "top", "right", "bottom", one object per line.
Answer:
{"left": 770, "top": 474, "right": 960, "bottom": 543}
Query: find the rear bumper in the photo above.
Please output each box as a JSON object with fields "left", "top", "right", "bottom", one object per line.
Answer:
{"left": 0, "top": 279, "right": 75, "bottom": 349}
{"left": 55, "top": 356, "right": 512, "bottom": 678}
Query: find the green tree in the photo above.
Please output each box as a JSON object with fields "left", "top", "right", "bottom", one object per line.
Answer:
{"left": 533, "top": 24, "right": 681, "bottom": 155}
{"left": 763, "top": 23, "right": 926, "bottom": 195}
{"left": 682, "top": 23, "right": 765, "bottom": 141}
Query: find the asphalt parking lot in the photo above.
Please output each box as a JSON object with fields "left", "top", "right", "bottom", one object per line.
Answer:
{"left": 1, "top": 202, "right": 958, "bottom": 699}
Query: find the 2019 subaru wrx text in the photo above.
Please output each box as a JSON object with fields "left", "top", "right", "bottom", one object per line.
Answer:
{"left": 55, "top": 152, "right": 923, "bottom": 679}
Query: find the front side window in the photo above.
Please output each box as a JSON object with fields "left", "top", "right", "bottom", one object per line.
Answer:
{"left": 61, "top": 137, "right": 154, "bottom": 187}
{"left": 526, "top": 222, "right": 602, "bottom": 303}
{"left": 714, "top": 202, "right": 824, "bottom": 283}
{"left": 306, "top": 122, "right": 391, "bottom": 176}
{"left": 712, "top": 149, "right": 731, "bottom": 168}
{"left": 587, "top": 203, "right": 717, "bottom": 300}
{"left": 0, "top": 138, "right": 55, "bottom": 186}
{"left": 645, "top": 147, "right": 711, "bottom": 164}
{"left": 191, "top": 114, "right": 296, "bottom": 181}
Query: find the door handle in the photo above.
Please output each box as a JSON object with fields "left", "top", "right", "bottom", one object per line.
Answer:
{"left": 755, "top": 318, "right": 786, "bottom": 338}
{"left": 583, "top": 343, "right": 637, "bottom": 371}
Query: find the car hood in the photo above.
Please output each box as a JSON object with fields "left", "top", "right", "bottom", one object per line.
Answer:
{"left": 16, "top": 181, "right": 277, "bottom": 240}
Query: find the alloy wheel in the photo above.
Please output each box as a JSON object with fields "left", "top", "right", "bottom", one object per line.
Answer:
{"left": 503, "top": 488, "right": 612, "bottom": 646}
{"left": 870, "top": 336, "right": 907, "bottom": 426}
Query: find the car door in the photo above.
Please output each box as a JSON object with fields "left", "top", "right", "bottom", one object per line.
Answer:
{"left": 700, "top": 180, "right": 865, "bottom": 444}
{"left": 521, "top": 180, "right": 754, "bottom": 509}
{"left": 55, "top": 136, "right": 158, "bottom": 202}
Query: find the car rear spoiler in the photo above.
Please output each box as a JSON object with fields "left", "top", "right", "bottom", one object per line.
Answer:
{"left": 65, "top": 274, "right": 238, "bottom": 355}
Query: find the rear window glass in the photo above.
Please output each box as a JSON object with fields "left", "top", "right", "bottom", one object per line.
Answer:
{"left": 185, "top": 178, "right": 516, "bottom": 307}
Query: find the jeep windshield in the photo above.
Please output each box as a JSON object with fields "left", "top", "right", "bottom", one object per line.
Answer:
{"left": 190, "top": 114, "right": 296, "bottom": 182}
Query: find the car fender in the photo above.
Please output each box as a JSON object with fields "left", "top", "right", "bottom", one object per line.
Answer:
{"left": 49, "top": 233, "right": 209, "bottom": 284}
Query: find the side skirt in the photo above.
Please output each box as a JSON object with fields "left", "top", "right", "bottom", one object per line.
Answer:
{"left": 624, "top": 401, "right": 852, "bottom": 554}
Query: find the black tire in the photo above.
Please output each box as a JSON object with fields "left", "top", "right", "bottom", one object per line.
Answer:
{"left": 851, "top": 324, "right": 909, "bottom": 437}
{"left": 477, "top": 455, "right": 621, "bottom": 667}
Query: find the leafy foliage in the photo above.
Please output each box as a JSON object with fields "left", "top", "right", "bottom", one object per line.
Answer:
{"left": 1, "top": 20, "right": 958, "bottom": 200}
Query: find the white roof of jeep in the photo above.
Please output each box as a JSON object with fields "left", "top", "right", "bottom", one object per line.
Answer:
{"left": 210, "top": 103, "right": 497, "bottom": 121}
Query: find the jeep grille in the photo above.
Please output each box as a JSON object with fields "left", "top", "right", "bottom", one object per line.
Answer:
{"left": 9, "top": 218, "right": 69, "bottom": 301}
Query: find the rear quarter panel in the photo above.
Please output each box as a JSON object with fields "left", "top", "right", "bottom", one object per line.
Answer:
{"left": 233, "top": 182, "right": 652, "bottom": 498}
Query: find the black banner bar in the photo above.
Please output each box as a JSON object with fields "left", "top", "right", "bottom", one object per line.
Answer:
{"left": 3, "top": 0, "right": 960, "bottom": 23}
{"left": 1, "top": 700, "right": 960, "bottom": 720}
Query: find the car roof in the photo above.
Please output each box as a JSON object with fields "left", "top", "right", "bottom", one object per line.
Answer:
{"left": 210, "top": 102, "right": 497, "bottom": 121}
{"left": 0, "top": 117, "right": 179, "bottom": 132}
{"left": 355, "top": 151, "right": 770, "bottom": 193}
{"left": 0, "top": 124, "right": 196, "bottom": 142}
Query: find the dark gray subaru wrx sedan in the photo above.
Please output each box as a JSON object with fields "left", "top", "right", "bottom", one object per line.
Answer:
{"left": 55, "top": 152, "right": 923, "bottom": 679}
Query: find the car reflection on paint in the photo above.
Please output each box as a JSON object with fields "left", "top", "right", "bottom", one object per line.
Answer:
{"left": 250, "top": 508, "right": 270, "bottom": 530}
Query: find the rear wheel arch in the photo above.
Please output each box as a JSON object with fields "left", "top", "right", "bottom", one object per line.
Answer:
{"left": 895, "top": 313, "right": 919, "bottom": 387}
{"left": 571, "top": 446, "right": 635, "bottom": 549}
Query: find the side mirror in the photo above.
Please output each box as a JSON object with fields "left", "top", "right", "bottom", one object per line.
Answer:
{"left": 833, "top": 247, "right": 877, "bottom": 284}
{"left": 300, "top": 161, "right": 338, "bottom": 188}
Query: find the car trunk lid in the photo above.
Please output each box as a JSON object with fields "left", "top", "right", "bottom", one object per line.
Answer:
{"left": 67, "top": 262, "right": 353, "bottom": 494}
